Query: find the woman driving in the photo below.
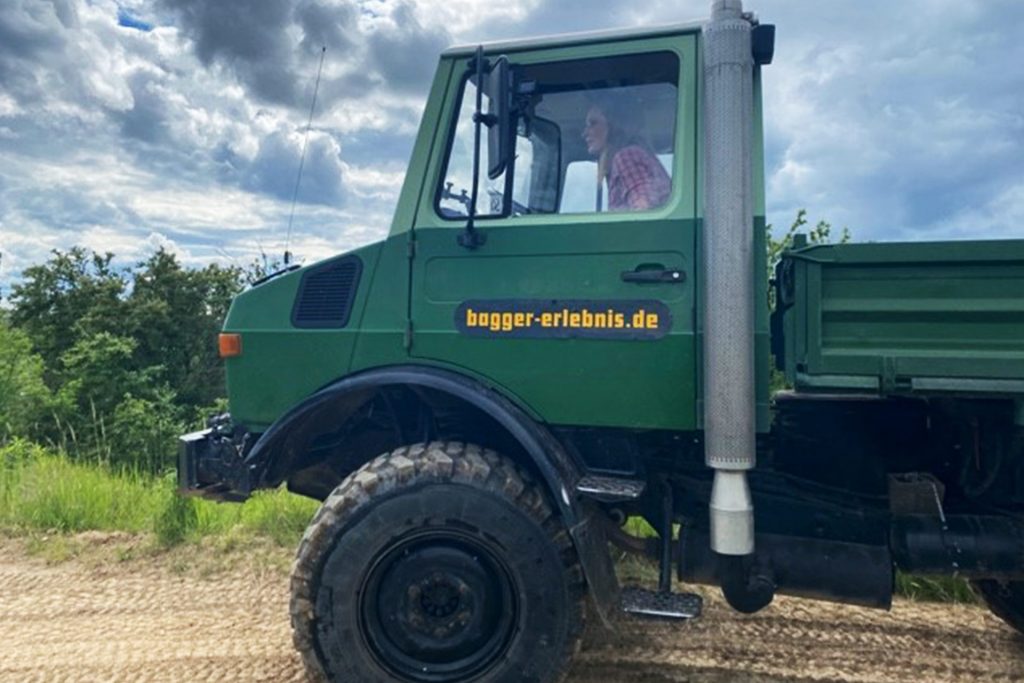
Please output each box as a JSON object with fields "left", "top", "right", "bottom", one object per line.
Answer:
{"left": 583, "top": 98, "right": 671, "bottom": 212}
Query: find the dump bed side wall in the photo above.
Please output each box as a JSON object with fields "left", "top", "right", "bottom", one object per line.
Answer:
{"left": 777, "top": 240, "right": 1024, "bottom": 395}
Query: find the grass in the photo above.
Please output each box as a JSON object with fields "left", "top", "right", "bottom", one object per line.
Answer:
{"left": 896, "top": 572, "right": 978, "bottom": 604}
{"left": 0, "top": 439, "right": 319, "bottom": 549}
{"left": 0, "top": 440, "right": 981, "bottom": 604}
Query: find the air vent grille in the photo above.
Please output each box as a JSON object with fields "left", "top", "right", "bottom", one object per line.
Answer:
{"left": 291, "top": 256, "right": 362, "bottom": 328}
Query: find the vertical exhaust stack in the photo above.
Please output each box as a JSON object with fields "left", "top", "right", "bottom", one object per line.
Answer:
{"left": 703, "top": 0, "right": 756, "bottom": 557}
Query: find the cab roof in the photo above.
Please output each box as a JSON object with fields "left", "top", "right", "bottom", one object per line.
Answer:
{"left": 441, "top": 20, "right": 705, "bottom": 58}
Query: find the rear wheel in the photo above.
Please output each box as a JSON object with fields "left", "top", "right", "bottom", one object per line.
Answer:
{"left": 973, "top": 579, "right": 1024, "bottom": 634}
{"left": 290, "top": 442, "right": 585, "bottom": 683}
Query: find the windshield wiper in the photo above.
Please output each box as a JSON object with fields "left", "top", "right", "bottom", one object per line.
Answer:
{"left": 251, "top": 263, "right": 301, "bottom": 287}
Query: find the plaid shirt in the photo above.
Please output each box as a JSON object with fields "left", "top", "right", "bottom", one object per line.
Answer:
{"left": 608, "top": 145, "right": 671, "bottom": 211}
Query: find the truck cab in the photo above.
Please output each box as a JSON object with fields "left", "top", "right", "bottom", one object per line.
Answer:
{"left": 180, "top": 4, "right": 1024, "bottom": 683}
{"left": 215, "top": 21, "right": 771, "bottom": 442}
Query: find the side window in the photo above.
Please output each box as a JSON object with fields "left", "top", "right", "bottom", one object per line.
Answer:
{"left": 437, "top": 51, "right": 680, "bottom": 219}
{"left": 438, "top": 78, "right": 509, "bottom": 218}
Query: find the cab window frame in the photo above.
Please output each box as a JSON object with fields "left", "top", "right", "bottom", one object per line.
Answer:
{"left": 433, "top": 68, "right": 518, "bottom": 222}
{"left": 423, "top": 38, "right": 695, "bottom": 228}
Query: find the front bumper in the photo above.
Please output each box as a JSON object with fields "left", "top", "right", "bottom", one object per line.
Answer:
{"left": 178, "top": 416, "right": 252, "bottom": 502}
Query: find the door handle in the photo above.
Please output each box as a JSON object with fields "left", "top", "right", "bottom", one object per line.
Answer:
{"left": 621, "top": 267, "right": 686, "bottom": 284}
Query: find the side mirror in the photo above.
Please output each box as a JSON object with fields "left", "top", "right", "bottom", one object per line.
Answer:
{"left": 485, "top": 56, "right": 512, "bottom": 180}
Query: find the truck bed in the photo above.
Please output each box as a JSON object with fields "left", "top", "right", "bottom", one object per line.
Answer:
{"left": 773, "top": 239, "right": 1024, "bottom": 397}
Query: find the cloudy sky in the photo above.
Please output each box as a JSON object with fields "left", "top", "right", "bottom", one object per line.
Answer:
{"left": 1, "top": 0, "right": 1022, "bottom": 291}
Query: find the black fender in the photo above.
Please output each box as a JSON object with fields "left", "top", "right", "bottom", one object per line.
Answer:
{"left": 244, "top": 364, "right": 620, "bottom": 625}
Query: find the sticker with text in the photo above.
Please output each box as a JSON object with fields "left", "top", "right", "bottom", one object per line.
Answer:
{"left": 454, "top": 300, "right": 672, "bottom": 340}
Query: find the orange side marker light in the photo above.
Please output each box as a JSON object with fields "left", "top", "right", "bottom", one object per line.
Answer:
{"left": 219, "top": 333, "right": 242, "bottom": 358}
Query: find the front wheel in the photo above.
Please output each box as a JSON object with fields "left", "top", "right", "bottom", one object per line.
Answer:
{"left": 290, "top": 442, "right": 586, "bottom": 683}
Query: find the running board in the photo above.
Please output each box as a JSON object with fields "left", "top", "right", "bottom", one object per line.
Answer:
{"left": 575, "top": 476, "right": 646, "bottom": 503}
{"left": 620, "top": 587, "right": 703, "bottom": 621}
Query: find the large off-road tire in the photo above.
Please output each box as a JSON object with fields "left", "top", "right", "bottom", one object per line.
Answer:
{"left": 973, "top": 579, "right": 1024, "bottom": 634}
{"left": 290, "top": 442, "right": 586, "bottom": 683}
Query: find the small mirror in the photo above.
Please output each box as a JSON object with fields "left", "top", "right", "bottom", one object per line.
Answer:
{"left": 485, "top": 56, "right": 512, "bottom": 180}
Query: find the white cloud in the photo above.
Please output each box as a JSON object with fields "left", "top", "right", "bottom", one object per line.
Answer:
{"left": 145, "top": 231, "right": 188, "bottom": 260}
{"left": 2, "top": 0, "right": 1024, "bottom": 294}
{"left": 0, "top": 93, "right": 18, "bottom": 117}
{"left": 345, "top": 164, "right": 405, "bottom": 202}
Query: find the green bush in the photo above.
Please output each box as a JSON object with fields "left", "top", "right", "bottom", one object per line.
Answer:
{"left": 109, "top": 393, "right": 185, "bottom": 474}
{"left": 0, "top": 323, "right": 50, "bottom": 442}
{"left": 153, "top": 473, "right": 200, "bottom": 546}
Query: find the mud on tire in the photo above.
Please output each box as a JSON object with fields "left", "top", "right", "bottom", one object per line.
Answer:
{"left": 972, "top": 579, "right": 1024, "bottom": 635}
{"left": 290, "top": 442, "right": 586, "bottom": 683}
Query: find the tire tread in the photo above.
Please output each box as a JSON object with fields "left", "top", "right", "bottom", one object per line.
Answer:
{"left": 290, "top": 441, "right": 585, "bottom": 683}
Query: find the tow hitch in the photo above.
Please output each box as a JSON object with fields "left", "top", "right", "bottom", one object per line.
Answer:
{"left": 178, "top": 414, "right": 252, "bottom": 502}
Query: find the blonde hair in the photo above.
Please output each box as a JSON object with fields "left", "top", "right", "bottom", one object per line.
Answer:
{"left": 587, "top": 97, "right": 646, "bottom": 181}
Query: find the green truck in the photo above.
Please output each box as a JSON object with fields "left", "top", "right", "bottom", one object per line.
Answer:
{"left": 179, "top": 2, "right": 1024, "bottom": 681}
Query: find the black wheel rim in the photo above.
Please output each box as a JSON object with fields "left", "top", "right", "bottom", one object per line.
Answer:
{"left": 359, "top": 530, "right": 519, "bottom": 682}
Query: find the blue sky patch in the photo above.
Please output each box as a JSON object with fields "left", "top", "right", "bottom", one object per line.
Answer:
{"left": 117, "top": 7, "right": 153, "bottom": 32}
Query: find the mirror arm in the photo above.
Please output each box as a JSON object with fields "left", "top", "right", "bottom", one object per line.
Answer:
{"left": 474, "top": 112, "right": 498, "bottom": 127}
{"left": 458, "top": 45, "right": 488, "bottom": 250}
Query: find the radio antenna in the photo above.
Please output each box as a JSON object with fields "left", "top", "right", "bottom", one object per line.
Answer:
{"left": 284, "top": 45, "right": 327, "bottom": 266}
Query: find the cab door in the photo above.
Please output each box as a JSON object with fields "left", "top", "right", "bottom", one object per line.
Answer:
{"left": 409, "top": 37, "right": 699, "bottom": 432}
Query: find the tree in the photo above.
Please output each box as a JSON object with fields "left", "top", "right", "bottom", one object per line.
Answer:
{"left": 767, "top": 209, "right": 850, "bottom": 288}
{"left": 56, "top": 332, "right": 157, "bottom": 416}
{"left": 7, "top": 248, "right": 128, "bottom": 379}
{"left": 3, "top": 246, "right": 245, "bottom": 471}
{"left": 0, "top": 318, "right": 50, "bottom": 442}
{"left": 767, "top": 210, "right": 851, "bottom": 392}
{"left": 6, "top": 246, "right": 245, "bottom": 413}
{"left": 126, "top": 249, "right": 244, "bottom": 409}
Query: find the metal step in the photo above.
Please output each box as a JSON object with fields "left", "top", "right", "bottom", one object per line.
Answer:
{"left": 575, "top": 475, "right": 646, "bottom": 503}
{"left": 621, "top": 587, "right": 703, "bottom": 621}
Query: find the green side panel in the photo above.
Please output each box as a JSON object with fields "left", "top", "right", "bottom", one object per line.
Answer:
{"left": 781, "top": 240, "right": 1024, "bottom": 396}
{"left": 221, "top": 56, "right": 458, "bottom": 431}
{"left": 350, "top": 236, "right": 411, "bottom": 369}
{"left": 411, "top": 221, "right": 698, "bottom": 430}
{"left": 222, "top": 242, "right": 384, "bottom": 431}
{"left": 753, "top": 70, "right": 770, "bottom": 432}
{"left": 752, "top": 67, "right": 766, "bottom": 218}
{"left": 754, "top": 216, "right": 770, "bottom": 432}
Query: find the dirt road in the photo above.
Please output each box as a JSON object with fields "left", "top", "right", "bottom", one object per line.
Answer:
{"left": 2, "top": 536, "right": 1023, "bottom": 683}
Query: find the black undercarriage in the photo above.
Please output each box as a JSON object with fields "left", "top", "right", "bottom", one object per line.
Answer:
{"left": 180, "top": 374, "right": 1024, "bottom": 615}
